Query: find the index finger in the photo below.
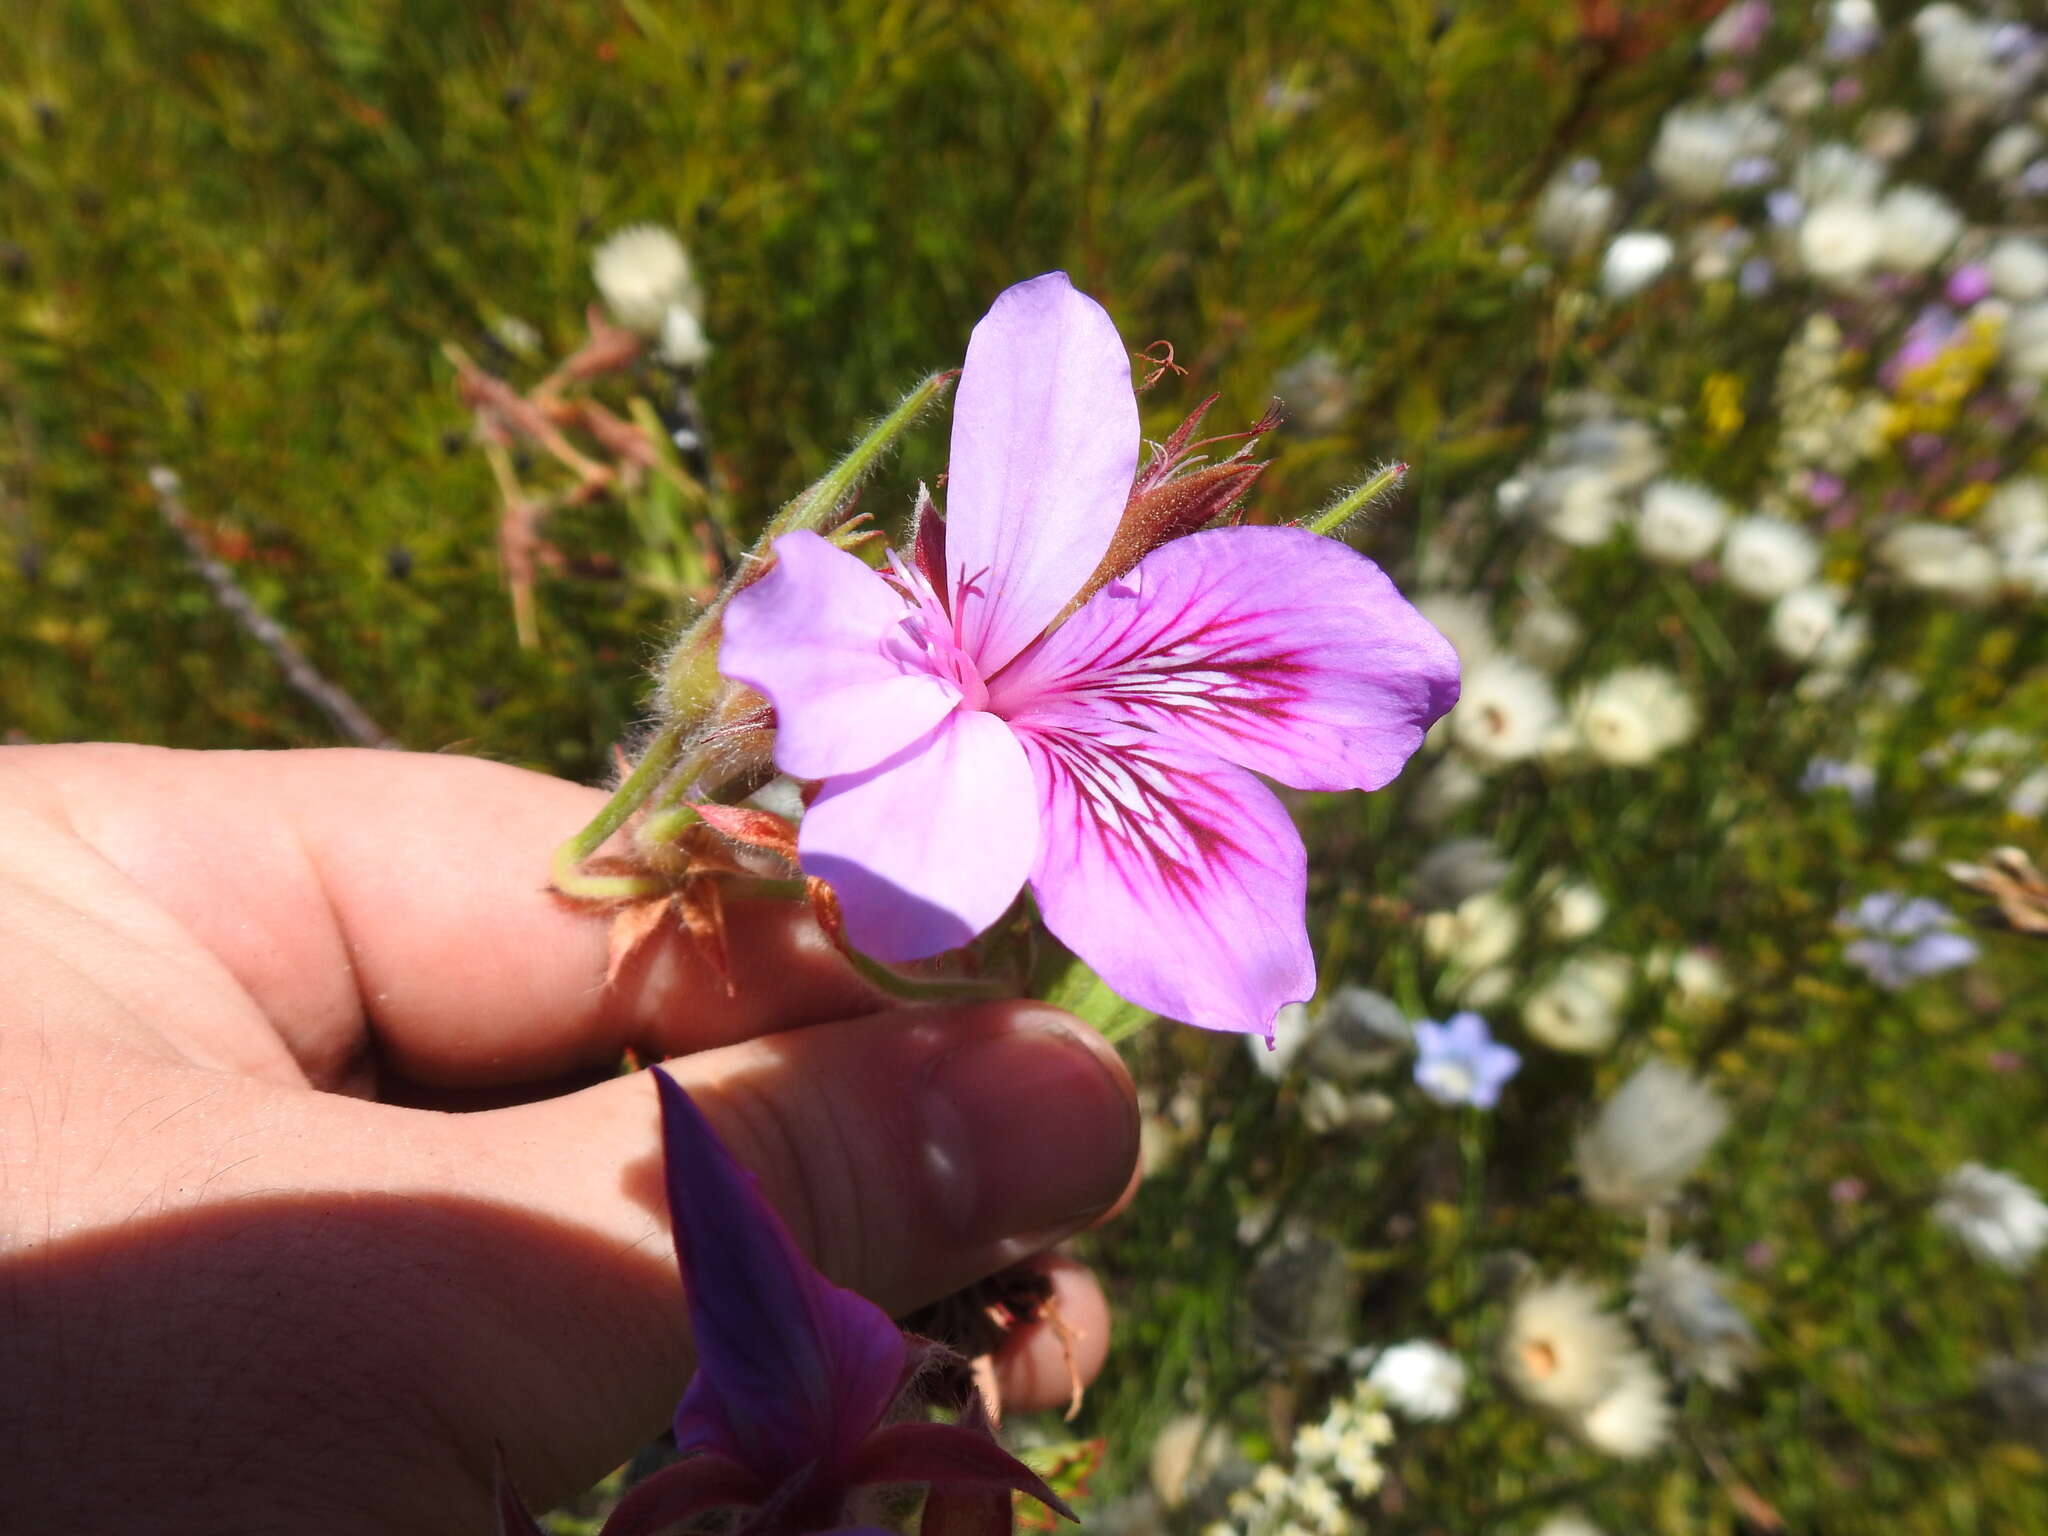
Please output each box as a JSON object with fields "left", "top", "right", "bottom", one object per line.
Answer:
{"left": 8, "top": 743, "right": 879, "bottom": 1088}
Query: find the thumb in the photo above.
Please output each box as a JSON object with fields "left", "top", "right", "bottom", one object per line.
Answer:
{"left": 436, "top": 999, "right": 1138, "bottom": 1508}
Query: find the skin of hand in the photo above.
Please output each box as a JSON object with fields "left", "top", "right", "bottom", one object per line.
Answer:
{"left": 0, "top": 744, "right": 1140, "bottom": 1535}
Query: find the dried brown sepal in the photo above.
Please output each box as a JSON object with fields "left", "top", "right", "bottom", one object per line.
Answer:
{"left": 692, "top": 803, "right": 801, "bottom": 868}
{"left": 808, "top": 876, "right": 850, "bottom": 951}
{"left": 606, "top": 894, "right": 677, "bottom": 988}
{"left": 676, "top": 874, "right": 735, "bottom": 996}
{"left": 1948, "top": 846, "right": 2048, "bottom": 937}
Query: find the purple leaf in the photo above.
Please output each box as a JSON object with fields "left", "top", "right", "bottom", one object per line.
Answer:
{"left": 596, "top": 1453, "right": 767, "bottom": 1536}
{"left": 848, "top": 1420, "right": 1074, "bottom": 1523}
{"left": 653, "top": 1069, "right": 909, "bottom": 1481}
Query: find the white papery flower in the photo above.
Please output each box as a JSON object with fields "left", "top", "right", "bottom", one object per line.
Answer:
{"left": 1536, "top": 173, "right": 1619, "bottom": 259}
{"left": 2004, "top": 302, "right": 2048, "bottom": 378}
{"left": 1988, "top": 237, "right": 2048, "bottom": 302}
{"left": 1722, "top": 514, "right": 1820, "bottom": 599}
{"left": 1412, "top": 592, "right": 1497, "bottom": 667}
{"left": 1875, "top": 185, "right": 1962, "bottom": 272}
{"left": 1799, "top": 199, "right": 1885, "bottom": 288}
{"left": 1364, "top": 1340, "right": 1468, "bottom": 1422}
{"left": 1251, "top": 1002, "right": 1315, "bottom": 1079}
{"left": 1983, "top": 478, "right": 2048, "bottom": 561}
{"left": 1571, "top": 667, "right": 1698, "bottom": 766}
{"left": 1794, "top": 142, "right": 1884, "bottom": 205}
{"left": 1984, "top": 123, "right": 2046, "bottom": 181}
{"left": 1765, "top": 64, "right": 1827, "bottom": 117}
{"left": 1601, "top": 231, "right": 1675, "bottom": 298}
{"left": 1502, "top": 1276, "right": 1637, "bottom": 1412}
{"left": 2011, "top": 767, "right": 2048, "bottom": 818}
{"left": 1916, "top": 8, "right": 2024, "bottom": 109}
{"left": 1524, "top": 952, "right": 1632, "bottom": 1054}
{"left": 1450, "top": 656, "right": 1562, "bottom": 764}
{"left": 656, "top": 303, "right": 712, "bottom": 368}
{"left": 1574, "top": 1351, "right": 1673, "bottom": 1459}
{"left": 1421, "top": 891, "right": 1523, "bottom": 971}
{"left": 1769, "top": 584, "right": 1847, "bottom": 662}
{"left": 1535, "top": 465, "right": 1627, "bottom": 546}
{"left": 1810, "top": 609, "right": 1872, "bottom": 674}
{"left": 1672, "top": 949, "right": 1731, "bottom": 1003}
{"left": 1149, "top": 1413, "right": 1230, "bottom": 1508}
{"left": 1576, "top": 1060, "right": 1729, "bottom": 1209}
{"left": 1414, "top": 836, "right": 1509, "bottom": 909}
{"left": 1534, "top": 1516, "right": 1606, "bottom": 1536}
{"left": 1545, "top": 880, "right": 1608, "bottom": 941}
{"left": 1636, "top": 479, "right": 1730, "bottom": 564}
{"left": 1633, "top": 1247, "right": 1758, "bottom": 1389}
{"left": 591, "top": 224, "right": 701, "bottom": 336}
{"left": 1651, "top": 102, "right": 1776, "bottom": 204}
{"left": 1511, "top": 603, "right": 1584, "bottom": 671}
{"left": 1934, "top": 1163, "right": 2048, "bottom": 1271}
{"left": 1877, "top": 521, "right": 2001, "bottom": 600}
{"left": 1409, "top": 755, "right": 1485, "bottom": 825}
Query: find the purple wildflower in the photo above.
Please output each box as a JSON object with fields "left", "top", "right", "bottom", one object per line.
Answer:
{"left": 1739, "top": 256, "right": 1775, "bottom": 296}
{"left": 1840, "top": 893, "right": 1980, "bottom": 990}
{"left": 1411, "top": 1012, "right": 1521, "bottom": 1109}
{"left": 1881, "top": 306, "right": 1961, "bottom": 390}
{"left": 1765, "top": 188, "right": 1804, "bottom": 228}
{"left": 500, "top": 1068, "right": 1071, "bottom": 1536}
{"left": 1947, "top": 263, "right": 1993, "bottom": 307}
{"left": 1800, "top": 757, "right": 1875, "bottom": 805}
{"left": 721, "top": 273, "right": 1458, "bottom": 1039}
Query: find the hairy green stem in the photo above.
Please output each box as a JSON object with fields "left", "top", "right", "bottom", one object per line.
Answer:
{"left": 1301, "top": 461, "right": 1408, "bottom": 537}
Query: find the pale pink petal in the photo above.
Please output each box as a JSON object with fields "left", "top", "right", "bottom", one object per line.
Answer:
{"left": 990, "top": 526, "right": 1459, "bottom": 792}
{"left": 721, "top": 530, "right": 963, "bottom": 780}
{"left": 801, "top": 710, "right": 1038, "bottom": 961}
{"left": 946, "top": 272, "right": 1140, "bottom": 674}
{"left": 1017, "top": 721, "right": 1313, "bottom": 1038}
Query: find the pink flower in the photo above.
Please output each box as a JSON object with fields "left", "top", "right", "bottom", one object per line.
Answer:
{"left": 721, "top": 273, "right": 1457, "bottom": 1039}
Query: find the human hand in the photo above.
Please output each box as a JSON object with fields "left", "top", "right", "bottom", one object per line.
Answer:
{"left": 0, "top": 745, "right": 1139, "bottom": 1534}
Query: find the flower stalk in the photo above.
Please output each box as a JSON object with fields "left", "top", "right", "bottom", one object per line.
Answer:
{"left": 550, "top": 372, "right": 957, "bottom": 902}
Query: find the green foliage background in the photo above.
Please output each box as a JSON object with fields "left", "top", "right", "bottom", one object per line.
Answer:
{"left": 5, "top": 5, "right": 2046, "bottom": 1535}
{"left": 0, "top": 0, "right": 1629, "bottom": 768}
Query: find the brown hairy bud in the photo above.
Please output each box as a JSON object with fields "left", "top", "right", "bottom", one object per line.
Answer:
{"left": 1065, "top": 458, "right": 1266, "bottom": 613}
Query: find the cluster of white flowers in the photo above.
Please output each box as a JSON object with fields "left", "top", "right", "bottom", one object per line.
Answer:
{"left": 1208, "top": 1383, "right": 1395, "bottom": 1536}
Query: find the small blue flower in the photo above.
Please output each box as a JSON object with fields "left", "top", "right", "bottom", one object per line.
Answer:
{"left": 1840, "top": 892, "right": 1980, "bottom": 990}
{"left": 1412, "top": 1012, "right": 1522, "bottom": 1109}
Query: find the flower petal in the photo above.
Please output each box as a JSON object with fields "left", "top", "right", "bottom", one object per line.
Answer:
{"left": 989, "top": 526, "right": 1459, "bottom": 792}
{"left": 721, "top": 529, "right": 963, "bottom": 780}
{"left": 653, "top": 1068, "right": 908, "bottom": 1482}
{"left": 849, "top": 1420, "right": 1075, "bottom": 1522}
{"left": 1017, "top": 722, "right": 1313, "bottom": 1037}
{"left": 947, "top": 272, "right": 1139, "bottom": 673}
{"left": 801, "top": 710, "right": 1038, "bottom": 962}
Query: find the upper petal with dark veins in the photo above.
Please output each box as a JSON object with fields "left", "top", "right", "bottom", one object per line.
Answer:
{"left": 945, "top": 272, "right": 1139, "bottom": 675}
{"left": 989, "top": 526, "right": 1459, "bottom": 793}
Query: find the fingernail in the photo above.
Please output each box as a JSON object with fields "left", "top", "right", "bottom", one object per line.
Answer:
{"left": 917, "top": 1014, "right": 1138, "bottom": 1246}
